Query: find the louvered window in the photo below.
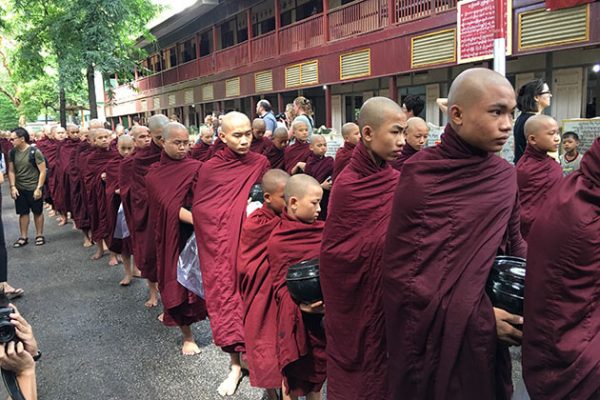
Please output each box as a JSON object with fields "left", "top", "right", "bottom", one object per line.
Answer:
{"left": 340, "top": 49, "right": 371, "bottom": 80}
{"left": 519, "top": 5, "right": 588, "bottom": 50}
{"left": 202, "top": 84, "right": 214, "bottom": 101}
{"left": 285, "top": 60, "right": 319, "bottom": 88}
{"left": 226, "top": 77, "right": 241, "bottom": 98}
{"left": 411, "top": 29, "right": 456, "bottom": 68}
{"left": 255, "top": 70, "right": 273, "bottom": 93}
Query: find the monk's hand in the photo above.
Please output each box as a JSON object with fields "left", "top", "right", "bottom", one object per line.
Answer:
{"left": 101, "top": 172, "right": 107, "bottom": 181}
{"left": 320, "top": 178, "right": 332, "bottom": 191}
{"left": 299, "top": 300, "right": 325, "bottom": 314}
{"left": 115, "top": 189, "right": 120, "bottom": 194}
{"left": 494, "top": 307, "right": 523, "bottom": 346}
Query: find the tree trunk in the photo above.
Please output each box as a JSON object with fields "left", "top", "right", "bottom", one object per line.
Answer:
{"left": 87, "top": 64, "right": 98, "bottom": 120}
{"left": 59, "top": 86, "right": 67, "bottom": 128}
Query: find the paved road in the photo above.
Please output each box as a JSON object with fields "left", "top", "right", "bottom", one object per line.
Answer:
{"left": 0, "top": 189, "right": 527, "bottom": 399}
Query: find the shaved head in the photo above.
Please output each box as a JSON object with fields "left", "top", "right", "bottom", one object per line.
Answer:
{"left": 117, "top": 134, "right": 134, "bottom": 146}
{"left": 406, "top": 117, "right": 430, "bottom": 151}
{"left": 524, "top": 114, "right": 560, "bottom": 152}
{"left": 524, "top": 114, "right": 556, "bottom": 137}
{"left": 310, "top": 134, "right": 326, "bottom": 144}
{"left": 273, "top": 127, "right": 288, "bottom": 139}
{"left": 341, "top": 122, "right": 359, "bottom": 138}
{"left": 284, "top": 174, "right": 321, "bottom": 202}
{"left": 147, "top": 114, "right": 169, "bottom": 134}
{"left": 252, "top": 118, "right": 266, "bottom": 131}
{"left": 221, "top": 111, "right": 250, "bottom": 134}
{"left": 447, "top": 68, "right": 513, "bottom": 112}
{"left": 261, "top": 169, "right": 290, "bottom": 194}
{"left": 162, "top": 122, "right": 188, "bottom": 140}
{"left": 89, "top": 119, "right": 103, "bottom": 129}
{"left": 130, "top": 125, "right": 149, "bottom": 138}
{"left": 358, "top": 97, "right": 404, "bottom": 132}
{"left": 407, "top": 117, "right": 428, "bottom": 132}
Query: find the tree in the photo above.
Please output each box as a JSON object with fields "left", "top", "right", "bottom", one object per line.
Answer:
{"left": 0, "top": 95, "right": 19, "bottom": 130}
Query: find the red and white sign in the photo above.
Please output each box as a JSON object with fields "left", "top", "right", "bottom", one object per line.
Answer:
{"left": 457, "top": 0, "right": 512, "bottom": 63}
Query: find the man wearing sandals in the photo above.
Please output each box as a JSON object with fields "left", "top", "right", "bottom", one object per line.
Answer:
{"left": 7, "top": 128, "right": 47, "bottom": 247}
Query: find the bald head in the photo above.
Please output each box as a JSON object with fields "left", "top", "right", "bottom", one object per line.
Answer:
{"left": 221, "top": 111, "right": 250, "bottom": 135}
{"left": 341, "top": 122, "right": 359, "bottom": 138}
{"left": 147, "top": 114, "right": 169, "bottom": 134}
{"left": 252, "top": 118, "right": 266, "bottom": 131}
{"left": 273, "top": 127, "right": 288, "bottom": 139}
{"left": 447, "top": 68, "right": 513, "bottom": 112}
{"left": 162, "top": 122, "right": 188, "bottom": 140}
{"left": 261, "top": 169, "right": 290, "bottom": 194}
{"left": 358, "top": 97, "right": 405, "bottom": 132}
{"left": 117, "top": 134, "right": 134, "bottom": 146}
{"left": 89, "top": 119, "right": 103, "bottom": 129}
{"left": 406, "top": 117, "right": 429, "bottom": 151}
{"left": 130, "top": 125, "right": 149, "bottom": 138}
{"left": 310, "top": 134, "right": 326, "bottom": 144}
{"left": 284, "top": 174, "right": 321, "bottom": 202}
{"left": 524, "top": 114, "right": 556, "bottom": 137}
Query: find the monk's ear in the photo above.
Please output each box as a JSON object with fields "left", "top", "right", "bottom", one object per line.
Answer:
{"left": 527, "top": 133, "right": 536, "bottom": 145}
{"left": 219, "top": 130, "right": 227, "bottom": 143}
{"left": 263, "top": 192, "right": 272, "bottom": 204}
{"left": 361, "top": 126, "right": 373, "bottom": 143}
{"left": 448, "top": 105, "right": 463, "bottom": 126}
{"left": 289, "top": 196, "right": 299, "bottom": 211}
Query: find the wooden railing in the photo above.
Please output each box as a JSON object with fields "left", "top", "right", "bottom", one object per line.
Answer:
{"left": 279, "top": 14, "right": 325, "bottom": 55}
{"left": 178, "top": 60, "right": 199, "bottom": 81}
{"left": 395, "top": 0, "right": 457, "bottom": 23}
{"left": 215, "top": 42, "right": 249, "bottom": 71}
{"left": 251, "top": 31, "right": 277, "bottom": 61}
{"left": 329, "top": 0, "right": 388, "bottom": 41}
{"left": 162, "top": 68, "right": 179, "bottom": 85}
{"left": 198, "top": 55, "right": 214, "bottom": 76}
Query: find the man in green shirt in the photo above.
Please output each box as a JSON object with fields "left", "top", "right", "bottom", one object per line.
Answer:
{"left": 8, "top": 128, "right": 47, "bottom": 247}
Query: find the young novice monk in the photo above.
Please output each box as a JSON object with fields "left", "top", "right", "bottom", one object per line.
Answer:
{"left": 266, "top": 127, "right": 289, "bottom": 169}
{"left": 190, "top": 125, "right": 213, "bottom": 161}
{"left": 237, "top": 169, "right": 290, "bottom": 400}
{"left": 382, "top": 68, "right": 527, "bottom": 400}
{"left": 145, "top": 122, "right": 207, "bottom": 356}
{"left": 391, "top": 116, "right": 427, "bottom": 171}
{"left": 332, "top": 122, "right": 359, "bottom": 181}
{"left": 523, "top": 138, "right": 600, "bottom": 400}
{"left": 192, "top": 111, "right": 270, "bottom": 396}
{"left": 69, "top": 127, "right": 93, "bottom": 247}
{"left": 250, "top": 118, "right": 270, "bottom": 155}
{"left": 320, "top": 97, "right": 405, "bottom": 400}
{"left": 268, "top": 174, "right": 327, "bottom": 400}
{"left": 516, "top": 114, "right": 563, "bottom": 240}
{"left": 559, "top": 131, "right": 583, "bottom": 175}
{"left": 106, "top": 135, "right": 136, "bottom": 286}
{"left": 284, "top": 120, "right": 311, "bottom": 175}
{"left": 303, "top": 135, "right": 333, "bottom": 220}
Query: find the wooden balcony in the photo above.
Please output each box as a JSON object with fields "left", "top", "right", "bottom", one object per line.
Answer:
{"left": 215, "top": 42, "right": 249, "bottom": 71}
{"left": 329, "top": 0, "right": 388, "bottom": 41}
{"left": 198, "top": 55, "right": 214, "bottom": 76}
{"left": 251, "top": 31, "right": 277, "bottom": 61}
{"left": 179, "top": 60, "right": 199, "bottom": 81}
{"left": 279, "top": 14, "right": 325, "bottom": 55}
{"left": 395, "top": 0, "right": 457, "bottom": 23}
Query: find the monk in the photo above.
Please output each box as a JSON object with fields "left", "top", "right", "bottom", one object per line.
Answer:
{"left": 192, "top": 111, "right": 270, "bottom": 396}
{"left": 53, "top": 125, "right": 77, "bottom": 226}
{"left": 284, "top": 119, "right": 311, "bottom": 175}
{"left": 207, "top": 131, "right": 227, "bottom": 159}
{"left": 237, "top": 169, "right": 290, "bottom": 400}
{"left": 190, "top": 125, "right": 213, "bottom": 161}
{"left": 382, "top": 68, "right": 527, "bottom": 400}
{"left": 320, "top": 97, "right": 405, "bottom": 400}
{"left": 131, "top": 114, "right": 169, "bottom": 308}
{"left": 83, "top": 129, "right": 119, "bottom": 261}
{"left": 391, "top": 116, "right": 428, "bottom": 171}
{"left": 145, "top": 122, "right": 207, "bottom": 355}
{"left": 522, "top": 138, "right": 600, "bottom": 400}
{"left": 265, "top": 127, "right": 289, "bottom": 169}
{"left": 250, "top": 118, "right": 270, "bottom": 155}
{"left": 331, "top": 122, "right": 359, "bottom": 181}
{"left": 105, "top": 135, "right": 136, "bottom": 286}
{"left": 516, "top": 114, "right": 563, "bottom": 240}
{"left": 268, "top": 174, "right": 326, "bottom": 400}
{"left": 69, "top": 127, "right": 93, "bottom": 247}
{"left": 303, "top": 135, "right": 333, "bottom": 220}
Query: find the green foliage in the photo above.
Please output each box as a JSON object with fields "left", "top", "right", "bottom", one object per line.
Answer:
{"left": 0, "top": 95, "right": 19, "bottom": 129}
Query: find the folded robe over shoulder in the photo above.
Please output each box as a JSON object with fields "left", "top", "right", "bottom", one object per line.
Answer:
{"left": 283, "top": 140, "right": 311, "bottom": 175}
{"left": 516, "top": 145, "right": 563, "bottom": 239}
{"left": 40, "top": 139, "right": 58, "bottom": 203}
{"left": 522, "top": 138, "right": 600, "bottom": 400}
{"left": 118, "top": 155, "right": 135, "bottom": 236}
{"left": 390, "top": 143, "right": 418, "bottom": 172}
{"left": 207, "top": 137, "right": 226, "bottom": 159}
{"left": 382, "top": 125, "right": 527, "bottom": 400}
{"left": 265, "top": 143, "right": 285, "bottom": 170}
{"left": 146, "top": 153, "right": 207, "bottom": 327}
{"left": 69, "top": 141, "right": 93, "bottom": 229}
{"left": 320, "top": 141, "right": 398, "bottom": 400}
{"left": 304, "top": 153, "right": 333, "bottom": 220}
{"left": 237, "top": 204, "right": 281, "bottom": 389}
{"left": 250, "top": 136, "right": 271, "bottom": 155}
{"left": 55, "top": 139, "right": 78, "bottom": 214}
{"left": 82, "top": 147, "right": 119, "bottom": 242}
{"left": 130, "top": 141, "right": 162, "bottom": 281}
{"left": 190, "top": 142, "right": 211, "bottom": 162}
{"left": 192, "top": 147, "right": 270, "bottom": 352}
{"left": 105, "top": 154, "right": 132, "bottom": 255}
{"left": 267, "top": 212, "right": 327, "bottom": 397}
{"left": 331, "top": 142, "right": 355, "bottom": 182}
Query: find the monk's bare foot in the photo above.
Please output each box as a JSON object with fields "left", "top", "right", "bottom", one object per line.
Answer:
{"left": 91, "top": 251, "right": 103, "bottom": 260}
{"left": 119, "top": 277, "right": 132, "bottom": 286}
{"left": 217, "top": 367, "right": 243, "bottom": 396}
{"left": 133, "top": 267, "right": 142, "bottom": 277}
{"left": 181, "top": 340, "right": 201, "bottom": 356}
{"left": 48, "top": 210, "right": 55, "bottom": 217}
{"left": 157, "top": 313, "right": 164, "bottom": 322}
{"left": 108, "top": 257, "right": 119, "bottom": 267}
{"left": 57, "top": 218, "right": 67, "bottom": 226}
{"left": 144, "top": 298, "right": 158, "bottom": 308}
{"left": 83, "top": 241, "right": 93, "bottom": 248}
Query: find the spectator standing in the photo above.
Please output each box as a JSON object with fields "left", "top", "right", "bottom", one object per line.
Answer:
{"left": 290, "top": 96, "right": 315, "bottom": 139}
{"left": 402, "top": 94, "right": 425, "bottom": 118}
{"left": 7, "top": 128, "right": 47, "bottom": 248}
{"left": 513, "top": 79, "right": 552, "bottom": 164}
{"left": 256, "top": 100, "right": 277, "bottom": 138}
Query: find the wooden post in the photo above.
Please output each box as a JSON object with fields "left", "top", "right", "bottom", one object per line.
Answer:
{"left": 323, "top": 0, "right": 329, "bottom": 42}
{"left": 388, "top": 0, "right": 395, "bottom": 25}
{"left": 195, "top": 32, "right": 202, "bottom": 76}
{"left": 212, "top": 25, "right": 219, "bottom": 71}
{"left": 274, "top": 0, "right": 281, "bottom": 56}
{"left": 250, "top": 96, "right": 257, "bottom": 118}
{"left": 277, "top": 93, "right": 284, "bottom": 114}
{"left": 325, "top": 85, "right": 332, "bottom": 127}
{"left": 247, "top": 8, "right": 253, "bottom": 62}
{"left": 389, "top": 76, "right": 398, "bottom": 103}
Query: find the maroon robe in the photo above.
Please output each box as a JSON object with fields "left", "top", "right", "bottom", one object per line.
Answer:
{"left": 303, "top": 153, "right": 333, "bottom": 220}
{"left": 118, "top": 155, "right": 135, "bottom": 246}
{"left": 265, "top": 143, "right": 285, "bottom": 170}
{"left": 207, "top": 137, "right": 226, "bottom": 159}
{"left": 331, "top": 142, "right": 355, "bottom": 182}
{"left": 237, "top": 204, "right": 281, "bottom": 389}
{"left": 390, "top": 142, "right": 418, "bottom": 172}
{"left": 55, "top": 139, "right": 79, "bottom": 214}
{"left": 41, "top": 139, "right": 58, "bottom": 204}
{"left": 267, "top": 212, "right": 327, "bottom": 396}
{"left": 146, "top": 153, "right": 207, "bottom": 327}
{"left": 320, "top": 141, "right": 399, "bottom": 400}
{"left": 82, "top": 147, "right": 118, "bottom": 242}
{"left": 130, "top": 141, "right": 162, "bottom": 281}
{"left": 283, "top": 140, "right": 311, "bottom": 175}
{"left": 522, "top": 138, "right": 600, "bottom": 400}
{"left": 190, "top": 141, "right": 211, "bottom": 162}
{"left": 250, "top": 136, "right": 270, "bottom": 155}
{"left": 109, "top": 137, "right": 118, "bottom": 152}
{"left": 382, "top": 125, "right": 527, "bottom": 400}
{"left": 49, "top": 140, "right": 68, "bottom": 214}
{"left": 516, "top": 145, "right": 563, "bottom": 239}
{"left": 69, "top": 141, "right": 93, "bottom": 229}
{"left": 105, "top": 155, "right": 132, "bottom": 255}
{"left": 192, "top": 147, "right": 270, "bottom": 352}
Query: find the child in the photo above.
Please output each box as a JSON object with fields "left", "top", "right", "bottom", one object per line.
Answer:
{"left": 516, "top": 114, "right": 563, "bottom": 239}
{"left": 190, "top": 125, "right": 213, "bottom": 161}
{"left": 237, "top": 169, "right": 290, "bottom": 400}
{"left": 303, "top": 135, "right": 333, "bottom": 220}
{"left": 559, "top": 131, "right": 583, "bottom": 175}
{"left": 266, "top": 127, "right": 289, "bottom": 169}
{"left": 284, "top": 119, "right": 311, "bottom": 175}
{"left": 250, "top": 118, "right": 270, "bottom": 154}
{"left": 332, "top": 122, "right": 359, "bottom": 181}
{"left": 267, "top": 174, "right": 326, "bottom": 400}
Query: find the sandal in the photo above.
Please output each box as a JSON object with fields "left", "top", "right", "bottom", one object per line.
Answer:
{"left": 5, "top": 288, "right": 24, "bottom": 300}
{"left": 13, "top": 238, "right": 28, "bottom": 248}
{"left": 35, "top": 236, "right": 45, "bottom": 246}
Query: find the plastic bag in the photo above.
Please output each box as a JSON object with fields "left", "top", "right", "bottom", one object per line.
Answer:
{"left": 177, "top": 233, "right": 204, "bottom": 298}
{"left": 113, "top": 203, "right": 130, "bottom": 239}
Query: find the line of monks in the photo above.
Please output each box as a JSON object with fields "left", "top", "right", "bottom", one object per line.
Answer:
{"left": 7, "top": 68, "right": 598, "bottom": 400}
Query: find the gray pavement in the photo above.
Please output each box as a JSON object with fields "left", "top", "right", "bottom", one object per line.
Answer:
{"left": 0, "top": 189, "right": 526, "bottom": 399}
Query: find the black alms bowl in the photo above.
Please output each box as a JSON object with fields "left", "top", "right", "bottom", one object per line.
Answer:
{"left": 286, "top": 259, "right": 322, "bottom": 304}
{"left": 486, "top": 256, "right": 526, "bottom": 316}
{"left": 249, "top": 184, "right": 264, "bottom": 203}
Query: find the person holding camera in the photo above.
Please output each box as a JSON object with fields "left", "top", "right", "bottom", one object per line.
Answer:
{"left": 0, "top": 303, "right": 39, "bottom": 400}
